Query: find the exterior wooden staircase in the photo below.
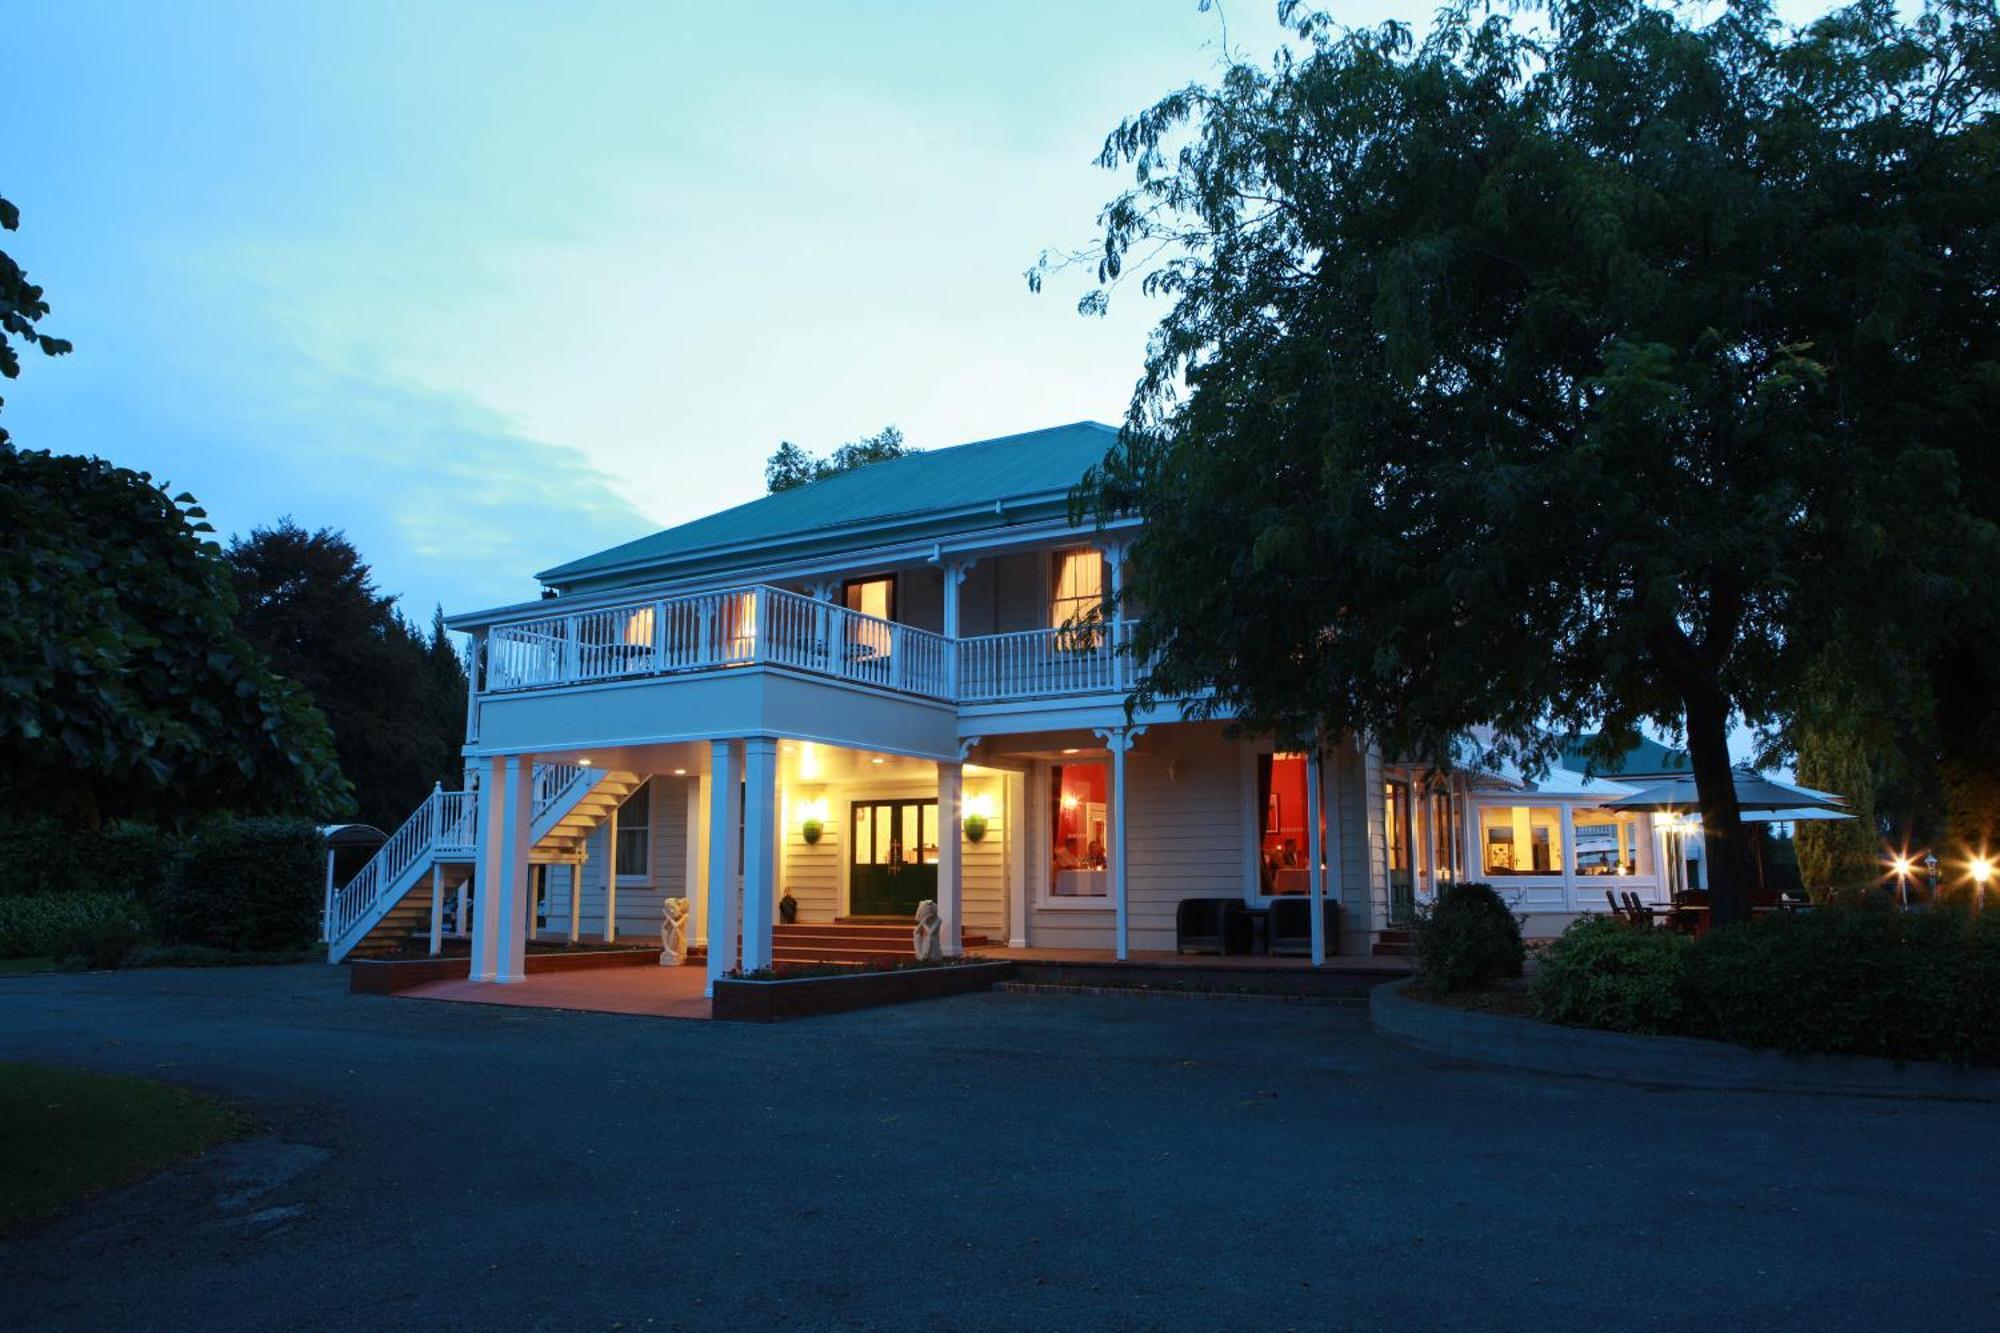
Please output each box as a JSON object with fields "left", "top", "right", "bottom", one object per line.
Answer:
{"left": 771, "top": 920, "right": 989, "bottom": 966}
{"left": 327, "top": 765, "right": 642, "bottom": 961}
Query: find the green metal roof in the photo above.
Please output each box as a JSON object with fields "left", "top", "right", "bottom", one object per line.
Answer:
{"left": 1560, "top": 733, "right": 1693, "bottom": 779}
{"left": 537, "top": 421, "right": 1120, "bottom": 587}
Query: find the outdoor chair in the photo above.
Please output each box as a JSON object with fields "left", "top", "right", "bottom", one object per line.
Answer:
{"left": 1267, "top": 897, "right": 1339, "bottom": 957}
{"left": 1175, "top": 898, "right": 1230, "bottom": 955}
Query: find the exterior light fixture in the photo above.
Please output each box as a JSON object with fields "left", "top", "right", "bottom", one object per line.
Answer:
{"left": 800, "top": 797, "right": 829, "bottom": 845}
{"left": 963, "top": 792, "right": 993, "bottom": 843}
{"left": 672, "top": 768, "right": 688, "bottom": 776}
{"left": 1061, "top": 748, "right": 1081, "bottom": 755}
{"left": 1888, "top": 852, "right": 1916, "bottom": 909}
{"left": 870, "top": 756, "right": 886, "bottom": 765}
{"left": 1924, "top": 851, "right": 1940, "bottom": 903}
{"left": 578, "top": 758, "right": 593, "bottom": 767}
{"left": 1972, "top": 853, "right": 1994, "bottom": 911}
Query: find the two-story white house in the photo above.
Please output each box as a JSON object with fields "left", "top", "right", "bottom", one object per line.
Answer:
{"left": 324, "top": 422, "right": 1675, "bottom": 988}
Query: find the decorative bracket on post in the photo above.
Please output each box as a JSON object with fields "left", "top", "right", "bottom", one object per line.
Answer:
{"left": 1092, "top": 723, "right": 1147, "bottom": 754}
{"left": 957, "top": 735, "right": 984, "bottom": 762}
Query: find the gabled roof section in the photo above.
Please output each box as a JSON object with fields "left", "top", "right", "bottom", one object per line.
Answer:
{"left": 1559, "top": 733, "right": 1694, "bottom": 779}
{"left": 537, "top": 421, "right": 1120, "bottom": 587}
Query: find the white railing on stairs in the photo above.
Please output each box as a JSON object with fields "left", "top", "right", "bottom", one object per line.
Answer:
{"left": 326, "top": 764, "right": 598, "bottom": 955}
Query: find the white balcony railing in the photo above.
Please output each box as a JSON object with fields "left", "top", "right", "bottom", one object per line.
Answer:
{"left": 482, "top": 585, "right": 954, "bottom": 700}
{"left": 956, "top": 623, "right": 1130, "bottom": 703}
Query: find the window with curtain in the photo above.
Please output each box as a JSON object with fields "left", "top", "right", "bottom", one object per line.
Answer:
{"left": 1050, "top": 549, "right": 1104, "bottom": 630}
{"left": 616, "top": 780, "right": 651, "bottom": 879}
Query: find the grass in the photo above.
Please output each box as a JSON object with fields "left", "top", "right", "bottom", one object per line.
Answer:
{"left": 0, "top": 1062, "right": 247, "bottom": 1233}
{"left": 0, "top": 956, "right": 56, "bottom": 975}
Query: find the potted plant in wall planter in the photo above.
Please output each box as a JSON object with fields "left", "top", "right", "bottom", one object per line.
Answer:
{"left": 963, "top": 812, "right": 988, "bottom": 843}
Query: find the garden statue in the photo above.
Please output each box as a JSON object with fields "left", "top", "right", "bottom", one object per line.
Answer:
{"left": 912, "top": 899, "right": 942, "bottom": 961}
{"left": 660, "top": 897, "right": 689, "bottom": 966}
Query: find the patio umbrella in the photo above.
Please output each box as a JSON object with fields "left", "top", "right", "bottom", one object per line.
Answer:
{"left": 1599, "top": 768, "right": 1849, "bottom": 815}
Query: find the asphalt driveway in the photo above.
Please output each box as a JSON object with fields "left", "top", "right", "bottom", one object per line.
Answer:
{"left": 3, "top": 966, "right": 1995, "bottom": 1332}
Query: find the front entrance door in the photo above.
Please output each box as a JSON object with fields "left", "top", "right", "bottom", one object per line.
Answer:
{"left": 849, "top": 799, "right": 938, "bottom": 917}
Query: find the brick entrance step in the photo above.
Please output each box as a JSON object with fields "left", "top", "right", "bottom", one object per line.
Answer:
{"left": 772, "top": 920, "right": 989, "bottom": 965}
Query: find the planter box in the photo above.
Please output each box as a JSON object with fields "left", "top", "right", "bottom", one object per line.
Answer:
{"left": 712, "top": 961, "right": 1015, "bottom": 1022}
{"left": 348, "top": 947, "right": 659, "bottom": 995}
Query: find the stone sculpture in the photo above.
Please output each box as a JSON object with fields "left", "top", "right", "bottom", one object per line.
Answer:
{"left": 660, "top": 896, "right": 689, "bottom": 966}
{"left": 912, "top": 899, "right": 942, "bottom": 961}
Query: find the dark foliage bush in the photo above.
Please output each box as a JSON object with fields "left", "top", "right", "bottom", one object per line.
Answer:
{"left": 1413, "top": 882, "right": 1525, "bottom": 992}
{"left": 0, "top": 893, "right": 147, "bottom": 960}
{"left": 1533, "top": 916, "right": 1690, "bottom": 1034}
{"left": 1681, "top": 904, "right": 2000, "bottom": 1066}
{"left": 154, "top": 818, "right": 324, "bottom": 953}
{"left": 0, "top": 821, "right": 178, "bottom": 900}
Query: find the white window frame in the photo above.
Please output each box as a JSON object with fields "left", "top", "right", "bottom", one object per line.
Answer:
{"left": 1035, "top": 760, "right": 1114, "bottom": 910}
{"left": 615, "top": 779, "right": 654, "bottom": 888}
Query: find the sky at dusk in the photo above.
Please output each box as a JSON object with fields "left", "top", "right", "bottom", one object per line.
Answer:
{"left": 8, "top": 0, "right": 1835, "bottom": 621}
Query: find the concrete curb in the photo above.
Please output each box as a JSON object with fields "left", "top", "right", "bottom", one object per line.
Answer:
{"left": 1371, "top": 978, "right": 2000, "bottom": 1102}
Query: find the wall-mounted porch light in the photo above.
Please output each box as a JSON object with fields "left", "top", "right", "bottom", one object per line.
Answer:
{"left": 963, "top": 792, "right": 993, "bottom": 843}
{"left": 799, "top": 796, "right": 829, "bottom": 845}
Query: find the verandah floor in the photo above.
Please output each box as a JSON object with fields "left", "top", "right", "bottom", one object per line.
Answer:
{"left": 967, "top": 947, "right": 1412, "bottom": 971}
{"left": 398, "top": 964, "right": 712, "bottom": 1020}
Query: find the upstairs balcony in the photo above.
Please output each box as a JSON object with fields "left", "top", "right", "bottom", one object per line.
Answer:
{"left": 474, "top": 584, "right": 1137, "bottom": 710}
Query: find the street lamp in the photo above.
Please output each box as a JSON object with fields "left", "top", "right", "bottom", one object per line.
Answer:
{"left": 1888, "top": 853, "right": 1915, "bottom": 910}
{"left": 1924, "top": 851, "right": 1940, "bottom": 906}
{"left": 1972, "top": 854, "right": 1994, "bottom": 912}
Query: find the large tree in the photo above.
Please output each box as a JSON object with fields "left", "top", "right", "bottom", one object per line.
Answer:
{"left": 1, "top": 194, "right": 74, "bottom": 446}
{"left": 765, "top": 424, "right": 913, "bottom": 492}
{"left": 1051, "top": 0, "right": 1999, "bottom": 923}
{"left": 227, "top": 521, "right": 469, "bottom": 831}
{"left": 0, "top": 450, "right": 349, "bottom": 826}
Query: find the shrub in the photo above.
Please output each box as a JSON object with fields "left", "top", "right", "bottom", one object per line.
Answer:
{"left": 154, "top": 818, "right": 325, "bottom": 953}
{"left": 1681, "top": 903, "right": 2000, "bottom": 1065}
{"left": 54, "top": 913, "right": 148, "bottom": 971}
{"left": 1534, "top": 916, "right": 1690, "bottom": 1034}
{"left": 1412, "top": 882, "right": 1525, "bottom": 992}
{"left": 0, "top": 893, "right": 147, "bottom": 961}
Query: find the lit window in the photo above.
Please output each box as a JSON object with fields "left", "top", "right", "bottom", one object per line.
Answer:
{"left": 1050, "top": 763, "right": 1108, "bottom": 897}
{"left": 623, "top": 606, "right": 655, "bottom": 646}
{"left": 1256, "top": 753, "right": 1315, "bottom": 895}
{"left": 843, "top": 576, "right": 894, "bottom": 660}
{"left": 1050, "top": 549, "right": 1104, "bottom": 630}
{"left": 616, "top": 780, "right": 651, "bottom": 878}
{"left": 1572, "top": 807, "right": 1645, "bottom": 877}
{"left": 1478, "top": 805, "right": 1563, "bottom": 876}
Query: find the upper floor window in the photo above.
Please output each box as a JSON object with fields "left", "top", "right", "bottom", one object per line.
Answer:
{"left": 844, "top": 575, "right": 895, "bottom": 622}
{"left": 1050, "top": 548, "right": 1104, "bottom": 630}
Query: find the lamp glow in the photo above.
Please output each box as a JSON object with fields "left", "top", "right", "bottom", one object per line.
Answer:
{"left": 1972, "top": 855, "right": 1994, "bottom": 885}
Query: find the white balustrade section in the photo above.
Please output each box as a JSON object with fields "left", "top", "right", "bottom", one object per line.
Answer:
{"left": 956, "top": 623, "right": 1130, "bottom": 703}
{"left": 481, "top": 585, "right": 953, "bottom": 700}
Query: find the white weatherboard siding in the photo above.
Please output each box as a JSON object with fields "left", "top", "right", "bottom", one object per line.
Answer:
{"left": 779, "top": 770, "right": 1011, "bottom": 932}
{"left": 541, "top": 776, "right": 692, "bottom": 940}
{"left": 1024, "top": 726, "right": 1388, "bottom": 954}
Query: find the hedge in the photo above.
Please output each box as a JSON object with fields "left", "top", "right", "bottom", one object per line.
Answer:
{"left": 0, "top": 823, "right": 179, "bottom": 900}
{"left": 1535, "top": 905, "right": 2000, "bottom": 1066}
{"left": 152, "top": 818, "right": 325, "bottom": 953}
{"left": 0, "top": 893, "right": 149, "bottom": 961}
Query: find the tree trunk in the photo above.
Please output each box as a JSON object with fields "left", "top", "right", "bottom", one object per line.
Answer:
{"left": 1685, "top": 695, "right": 1754, "bottom": 925}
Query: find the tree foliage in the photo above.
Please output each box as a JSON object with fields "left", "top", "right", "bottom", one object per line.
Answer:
{"left": 0, "top": 449, "right": 349, "bottom": 826}
{"left": 0, "top": 195, "right": 72, "bottom": 448}
{"left": 1055, "top": 0, "right": 2000, "bottom": 923}
{"left": 765, "top": 425, "right": 913, "bottom": 492}
{"left": 226, "top": 521, "right": 469, "bottom": 830}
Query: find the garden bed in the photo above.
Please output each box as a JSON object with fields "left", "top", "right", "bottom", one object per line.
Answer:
{"left": 348, "top": 945, "right": 658, "bottom": 995}
{"left": 1372, "top": 978, "right": 2000, "bottom": 1102}
{"left": 712, "top": 960, "right": 1014, "bottom": 1022}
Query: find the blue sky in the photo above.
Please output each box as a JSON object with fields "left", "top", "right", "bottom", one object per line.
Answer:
{"left": 9, "top": 0, "right": 1832, "bottom": 622}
